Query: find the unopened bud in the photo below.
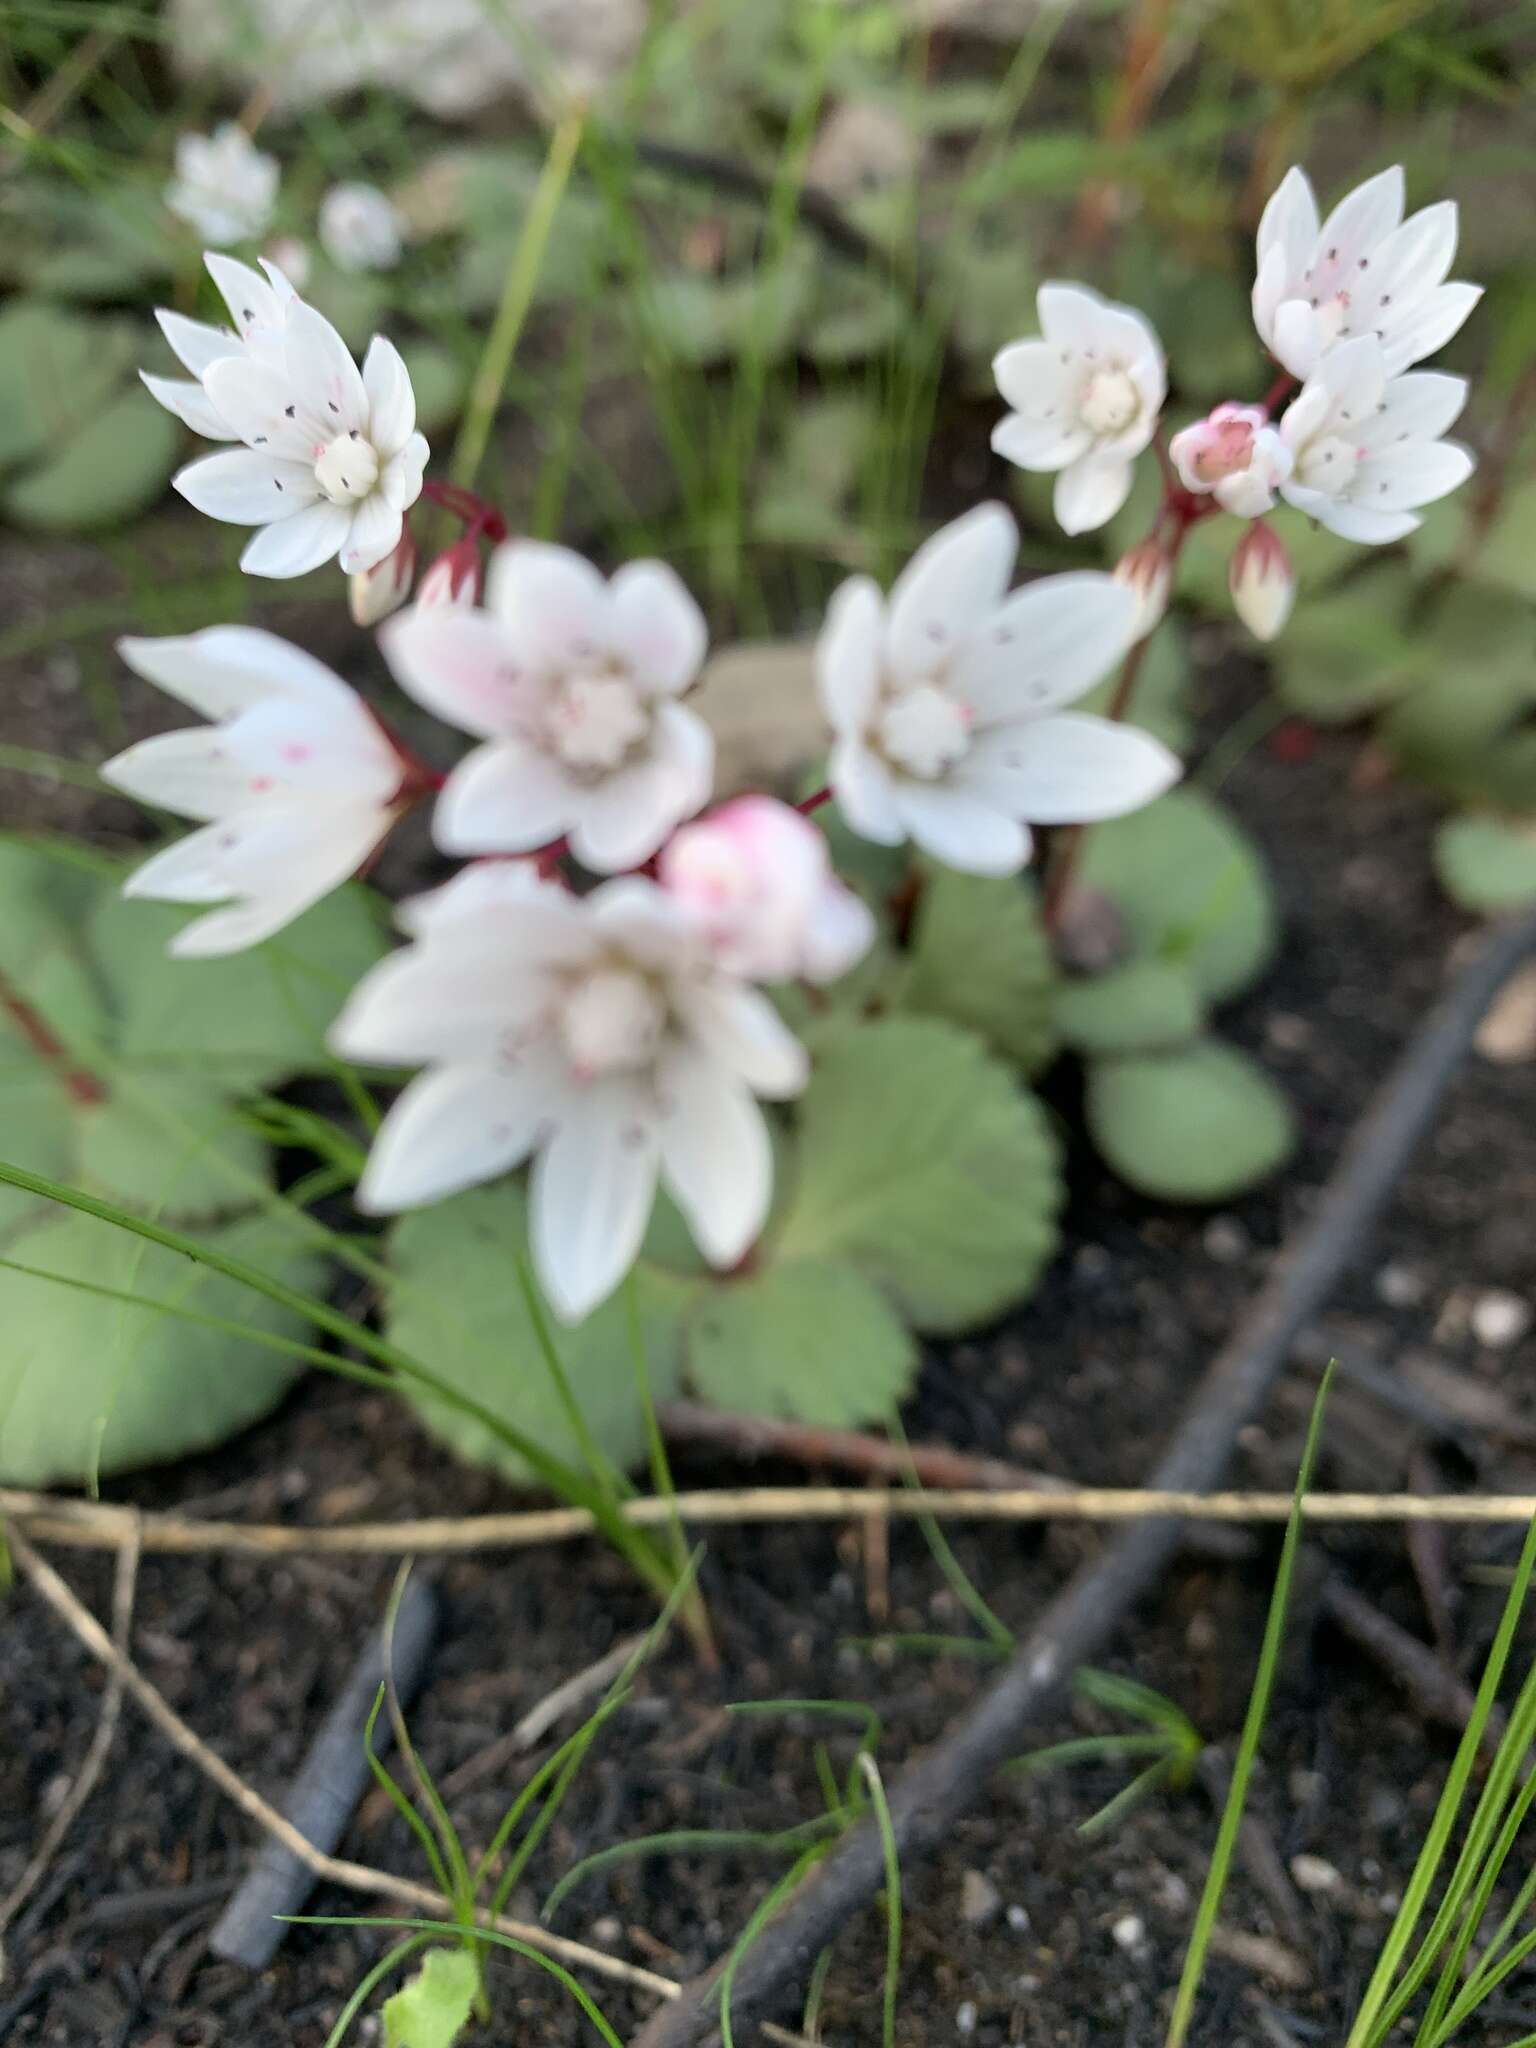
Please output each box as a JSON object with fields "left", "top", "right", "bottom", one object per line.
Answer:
{"left": 1113, "top": 541, "right": 1172, "bottom": 641}
{"left": 349, "top": 525, "right": 415, "bottom": 627}
{"left": 417, "top": 537, "right": 481, "bottom": 609}
{"left": 1229, "top": 521, "right": 1295, "bottom": 642}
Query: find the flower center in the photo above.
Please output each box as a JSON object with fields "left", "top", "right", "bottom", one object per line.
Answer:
{"left": 314, "top": 431, "right": 380, "bottom": 505}
{"left": 547, "top": 672, "right": 649, "bottom": 774}
{"left": 878, "top": 684, "right": 971, "bottom": 780}
{"left": 1079, "top": 369, "right": 1140, "bottom": 437}
{"left": 1297, "top": 434, "right": 1360, "bottom": 494}
{"left": 1190, "top": 417, "right": 1257, "bottom": 484}
{"left": 559, "top": 967, "right": 666, "bottom": 1077}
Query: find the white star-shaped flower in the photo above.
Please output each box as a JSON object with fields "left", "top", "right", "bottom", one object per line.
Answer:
{"left": 1277, "top": 337, "right": 1473, "bottom": 544}
{"left": 334, "top": 866, "right": 809, "bottom": 1322}
{"left": 1169, "top": 403, "right": 1294, "bottom": 519}
{"left": 817, "top": 504, "right": 1179, "bottom": 877}
{"left": 101, "top": 628, "right": 406, "bottom": 957}
{"left": 1254, "top": 165, "right": 1480, "bottom": 381}
{"left": 319, "top": 183, "right": 404, "bottom": 273}
{"left": 382, "top": 540, "right": 715, "bottom": 874}
{"left": 165, "top": 124, "right": 279, "bottom": 248}
{"left": 992, "top": 284, "right": 1166, "bottom": 535}
{"left": 161, "top": 274, "right": 428, "bottom": 578}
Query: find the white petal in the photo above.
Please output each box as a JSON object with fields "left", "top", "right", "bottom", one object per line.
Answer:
{"left": 1380, "top": 282, "right": 1481, "bottom": 376}
{"left": 990, "top": 412, "right": 1093, "bottom": 473}
{"left": 885, "top": 503, "right": 1017, "bottom": 684}
{"left": 485, "top": 540, "right": 610, "bottom": 663}
{"left": 1297, "top": 497, "right": 1420, "bottom": 544}
{"left": 333, "top": 938, "right": 564, "bottom": 1064}
{"left": 1309, "top": 166, "right": 1405, "bottom": 293}
{"left": 675, "top": 979, "right": 809, "bottom": 1097}
{"left": 239, "top": 500, "right": 352, "bottom": 577}
{"left": 890, "top": 780, "right": 1030, "bottom": 876}
{"left": 1251, "top": 244, "right": 1294, "bottom": 344}
{"left": 608, "top": 561, "right": 707, "bottom": 695}
{"left": 174, "top": 448, "right": 317, "bottom": 523}
{"left": 1035, "top": 282, "right": 1107, "bottom": 353}
{"left": 1353, "top": 439, "right": 1473, "bottom": 511}
{"left": 156, "top": 308, "right": 240, "bottom": 379}
{"left": 1359, "top": 202, "right": 1458, "bottom": 314}
{"left": 565, "top": 703, "right": 714, "bottom": 873}
{"left": 140, "top": 371, "right": 237, "bottom": 441}
{"left": 124, "top": 822, "right": 247, "bottom": 904}
{"left": 397, "top": 859, "right": 570, "bottom": 935}
{"left": 356, "top": 1059, "right": 553, "bottom": 1213}
{"left": 362, "top": 334, "right": 416, "bottom": 455}
{"left": 117, "top": 625, "right": 357, "bottom": 717}
{"left": 383, "top": 608, "right": 532, "bottom": 739}
{"left": 380, "top": 433, "right": 428, "bottom": 511}
{"left": 586, "top": 877, "right": 701, "bottom": 972}
{"left": 1053, "top": 455, "right": 1134, "bottom": 536}
{"left": 205, "top": 252, "right": 285, "bottom": 337}
{"left": 829, "top": 735, "right": 904, "bottom": 844}
{"left": 1310, "top": 333, "right": 1388, "bottom": 424}
{"left": 340, "top": 492, "right": 403, "bottom": 575}
{"left": 435, "top": 738, "right": 575, "bottom": 853}
{"left": 100, "top": 728, "right": 255, "bottom": 821}
{"left": 955, "top": 570, "right": 1137, "bottom": 725}
{"left": 283, "top": 300, "right": 368, "bottom": 434}
{"left": 991, "top": 339, "right": 1079, "bottom": 418}
{"left": 1255, "top": 167, "right": 1318, "bottom": 286}
{"left": 1356, "top": 371, "right": 1467, "bottom": 451}
{"left": 802, "top": 885, "right": 877, "bottom": 985}
{"left": 816, "top": 576, "right": 884, "bottom": 732}
{"left": 956, "top": 713, "right": 1179, "bottom": 823}
{"left": 1271, "top": 299, "right": 1323, "bottom": 379}
{"left": 221, "top": 696, "right": 399, "bottom": 803}
{"left": 531, "top": 1081, "right": 661, "bottom": 1322}
{"left": 657, "top": 1047, "right": 771, "bottom": 1268}
{"left": 202, "top": 356, "right": 320, "bottom": 460}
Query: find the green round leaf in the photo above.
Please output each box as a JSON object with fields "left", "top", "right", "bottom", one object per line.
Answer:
{"left": 1078, "top": 788, "right": 1278, "bottom": 1005}
{"left": 1269, "top": 565, "right": 1420, "bottom": 723}
{"left": 902, "top": 866, "right": 1058, "bottom": 1075}
{"left": 5, "top": 392, "right": 181, "bottom": 533}
{"left": 686, "top": 1259, "right": 917, "bottom": 1426}
{"left": 1086, "top": 1039, "right": 1295, "bottom": 1203}
{"left": 1434, "top": 814, "right": 1536, "bottom": 914}
{"left": 0, "top": 303, "right": 135, "bottom": 471}
{"left": 0, "top": 1211, "right": 318, "bottom": 1487}
{"left": 1054, "top": 958, "right": 1203, "bottom": 1056}
{"left": 75, "top": 1075, "right": 269, "bottom": 1222}
{"left": 776, "top": 1016, "right": 1063, "bottom": 1333}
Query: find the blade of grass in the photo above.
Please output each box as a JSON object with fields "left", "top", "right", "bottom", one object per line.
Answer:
{"left": 858, "top": 1753, "right": 901, "bottom": 2048}
{"left": 321, "top": 1932, "right": 435, "bottom": 2048}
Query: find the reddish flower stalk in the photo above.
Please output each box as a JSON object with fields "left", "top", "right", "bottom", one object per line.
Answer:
{"left": 795, "top": 785, "right": 833, "bottom": 817}
{"left": 419, "top": 477, "right": 509, "bottom": 544}
{"left": 0, "top": 974, "right": 106, "bottom": 1107}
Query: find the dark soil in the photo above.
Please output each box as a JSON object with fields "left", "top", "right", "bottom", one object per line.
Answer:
{"left": 4, "top": 527, "right": 1536, "bottom": 2048}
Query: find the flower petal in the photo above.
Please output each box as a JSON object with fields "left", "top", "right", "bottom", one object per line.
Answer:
{"left": 1053, "top": 455, "right": 1134, "bottom": 536}
{"left": 333, "top": 939, "right": 563, "bottom": 1064}
{"left": 884, "top": 503, "right": 1017, "bottom": 684}
{"left": 1299, "top": 498, "right": 1421, "bottom": 544}
{"left": 1356, "top": 371, "right": 1467, "bottom": 451}
{"left": 100, "top": 728, "right": 256, "bottom": 821}
{"left": 356, "top": 1059, "right": 555, "bottom": 1213}
{"left": 956, "top": 712, "right": 1179, "bottom": 824}
{"left": 238, "top": 500, "right": 352, "bottom": 577}
{"left": 1309, "top": 166, "right": 1405, "bottom": 295}
{"left": 955, "top": 570, "right": 1137, "bottom": 724}
{"left": 1255, "top": 167, "right": 1318, "bottom": 287}
{"left": 205, "top": 252, "right": 287, "bottom": 338}
{"left": 174, "top": 447, "right": 317, "bottom": 523}
{"left": 889, "top": 780, "right": 1030, "bottom": 876}
{"left": 1035, "top": 282, "right": 1106, "bottom": 353}
{"left": 991, "top": 338, "right": 1079, "bottom": 418}
{"left": 340, "top": 492, "right": 403, "bottom": 575}
{"left": 608, "top": 560, "right": 707, "bottom": 695}
{"left": 565, "top": 702, "right": 714, "bottom": 874}
{"left": 1270, "top": 299, "right": 1323, "bottom": 379}
{"left": 1379, "top": 282, "right": 1482, "bottom": 376}
{"left": 657, "top": 1046, "right": 772, "bottom": 1268}
{"left": 531, "top": 1080, "right": 661, "bottom": 1322}
{"left": 156, "top": 308, "right": 239, "bottom": 379}
{"left": 829, "top": 735, "right": 904, "bottom": 844}
{"left": 816, "top": 576, "right": 884, "bottom": 732}
{"left": 383, "top": 608, "right": 533, "bottom": 738}
{"left": 484, "top": 540, "right": 610, "bottom": 663}
{"left": 675, "top": 979, "right": 809, "bottom": 1097}
{"left": 283, "top": 299, "right": 368, "bottom": 434}
{"left": 140, "top": 371, "right": 238, "bottom": 441}
{"left": 379, "top": 432, "right": 428, "bottom": 511}
{"left": 1353, "top": 439, "right": 1473, "bottom": 511}
{"left": 116, "top": 624, "right": 358, "bottom": 717}
{"left": 435, "top": 738, "right": 575, "bottom": 854}
{"left": 991, "top": 411, "right": 1093, "bottom": 473}
{"left": 202, "top": 355, "right": 319, "bottom": 460}
{"left": 362, "top": 334, "right": 416, "bottom": 455}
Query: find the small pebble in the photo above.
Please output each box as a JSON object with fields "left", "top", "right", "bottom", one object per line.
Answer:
{"left": 1266, "top": 1011, "right": 1311, "bottom": 1052}
{"left": 956, "top": 1999, "right": 978, "bottom": 2036}
{"left": 1472, "top": 1289, "right": 1531, "bottom": 1349}
{"left": 1291, "top": 1853, "right": 1342, "bottom": 1894}
{"left": 1006, "top": 1902, "right": 1032, "bottom": 1935}
{"left": 1375, "top": 1261, "right": 1427, "bottom": 1310}
{"left": 591, "top": 1916, "right": 622, "bottom": 1946}
{"left": 1288, "top": 1767, "right": 1326, "bottom": 1805}
{"left": 1112, "top": 1912, "right": 1147, "bottom": 1955}
{"left": 1203, "top": 1216, "right": 1249, "bottom": 1264}
{"left": 961, "top": 1869, "right": 1002, "bottom": 1928}
{"left": 1153, "top": 1870, "right": 1190, "bottom": 1914}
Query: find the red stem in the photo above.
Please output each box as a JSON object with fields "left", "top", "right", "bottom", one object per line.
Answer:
{"left": 795, "top": 785, "right": 833, "bottom": 816}
{"left": 0, "top": 976, "right": 106, "bottom": 1107}
{"left": 420, "top": 478, "right": 509, "bottom": 544}
{"left": 1261, "top": 370, "right": 1297, "bottom": 415}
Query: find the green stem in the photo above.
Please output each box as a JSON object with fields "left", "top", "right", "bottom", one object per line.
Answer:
{"left": 625, "top": 1271, "right": 716, "bottom": 1665}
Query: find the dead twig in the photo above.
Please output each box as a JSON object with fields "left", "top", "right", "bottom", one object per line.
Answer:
{"left": 1319, "top": 1572, "right": 1488, "bottom": 1741}
{"left": 656, "top": 1399, "right": 1065, "bottom": 1493}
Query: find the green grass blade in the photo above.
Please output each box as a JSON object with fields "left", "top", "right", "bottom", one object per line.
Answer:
{"left": 321, "top": 1932, "right": 434, "bottom": 2048}
{"left": 859, "top": 1753, "right": 902, "bottom": 2048}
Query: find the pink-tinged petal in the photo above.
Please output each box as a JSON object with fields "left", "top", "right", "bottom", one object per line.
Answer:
{"left": 957, "top": 712, "right": 1179, "bottom": 824}
{"left": 1353, "top": 439, "right": 1473, "bottom": 511}
{"left": 435, "top": 738, "right": 575, "bottom": 854}
{"left": 283, "top": 300, "right": 368, "bottom": 433}
{"left": 530, "top": 1080, "right": 661, "bottom": 1322}
{"left": 1053, "top": 456, "right": 1134, "bottom": 536}
{"left": 174, "top": 448, "right": 316, "bottom": 523}
{"left": 829, "top": 735, "right": 904, "bottom": 844}
{"left": 816, "top": 576, "right": 884, "bottom": 732}
{"left": 656, "top": 1046, "right": 772, "bottom": 1268}
{"left": 1301, "top": 499, "right": 1420, "bottom": 545}
{"left": 1308, "top": 167, "right": 1405, "bottom": 297}
{"left": 885, "top": 503, "right": 1017, "bottom": 684}
{"left": 991, "top": 338, "right": 1078, "bottom": 418}
{"left": 955, "top": 570, "right": 1137, "bottom": 725}
{"left": 1356, "top": 371, "right": 1467, "bottom": 452}
{"left": 361, "top": 334, "right": 415, "bottom": 455}
{"left": 1255, "top": 167, "right": 1318, "bottom": 286}
{"left": 383, "top": 608, "right": 533, "bottom": 738}
{"left": 140, "top": 371, "right": 237, "bottom": 441}
{"left": 238, "top": 500, "right": 352, "bottom": 577}
{"left": 100, "top": 728, "right": 254, "bottom": 821}
{"left": 379, "top": 432, "right": 428, "bottom": 511}
{"left": 202, "top": 356, "right": 317, "bottom": 459}
{"left": 990, "top": 412, "right": 1093, "bottom": 473}
{"left": 484, "top": 539, "right": 610, "bottom": 661}
{"left": 675, "top": 980, "right": 809, "bottom": 1097}
{"left": 889, "top": 781, "right": 1029, "bottom": 876}
{"left": 222, "top": 697, "right": 398, "bottom": 803}
{"left": 156, "top": 308, "right": 239, "bottom": 379}
{"left": 1270, "top": 299, "right": 1322, "bottom": 379}
{"left": 356, "top": 1058, "right": 556, "bottom": 1213}
{"left": 205, "top": 252, "right": 287, "bottom": 337}
{"left": 117, "top": 625, "right": 358, "bottom": 718}
{"left": 608, "top": 560, "right": 707, "bottom": 695}
{"left": 339, "top": 492, "right": 403, "bottom": 575}
{"left": 1379, "top": 282, "right": 1481, "bottom": 376}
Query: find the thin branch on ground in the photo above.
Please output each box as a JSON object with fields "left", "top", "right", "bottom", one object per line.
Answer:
{"left": 655, "top": 1400, "right": 1066, "bottom": 1492}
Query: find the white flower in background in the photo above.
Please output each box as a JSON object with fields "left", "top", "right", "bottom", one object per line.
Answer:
{"left": 383, "top": 541, "right": 713, "bottom": 873}
{"left": 319, "top": 182, "right": 404, "bottom": 273}
{"left": 1228, "top": 523, "right": 1296, "bottom": 642}
{"left": 1169, "top": 403, "right": 1294, "bottom": 518}
{"left": 1112, "top": 541, "right": 1172, "bottom": 642}
{"left": 265, "top": 235, "right": 313, "bottom": 290}
{"left": 1277, "top": 337, "right": 1472, "bottom": 543}
{"left": 1254, "top": 165, "right": 1480, "bottom": 381}
{"left": 333, "top": 868, "right": 809, "bottom": 1321}
{"left": 659, "top": 797, "right": 875, "bottom": 985}
{"left": 992, "top": 285, "right": 1166, "bottom": 535}
{"left": 172, "top": 295, "right": 428, "bottom": 577}
{"left": 141, "top": 251, "right": 298, "bottom": 440}
{"left": 165, "top": 123, "right": 279, "bottom": 246}
{"left": 349, "top": 526, "right": 416, "bottom": 626}
{"left": 101, "top": 628, "right": 405, "bottom": 956}
{"left": 817, "top": 504, "right": 1178, "bottom": 877}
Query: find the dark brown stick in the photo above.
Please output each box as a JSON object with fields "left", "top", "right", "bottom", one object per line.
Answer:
{"left": 1320, "top": 1573, "right": 1488, "bottom": 1742}
{"left": 655, "top": 1401, "right": 1066, "bottom": 1495}
{"left": 630, "top": 906, "right": 1536, "bottom": 2048}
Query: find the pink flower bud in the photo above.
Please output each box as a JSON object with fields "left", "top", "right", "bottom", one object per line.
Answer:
{"left": 416, "top": 536, "right": 481, "bottom": 609}
{"left": 1229, "top": 522, "right": 1295, "bottom": 642}
{"left": 348, "top": 523, "right": 415, "bottom": 627}
{"left": 660, "top": 795, "right": 874, "bottom": 985}
{"left": 1169, "top": 402, "right": 1293, "bottom": 519}
{"left": 1112, "top": 540, "right": 1172, "bottom": 641}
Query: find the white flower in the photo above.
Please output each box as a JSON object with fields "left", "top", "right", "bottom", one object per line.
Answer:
{"left": 319, "top": 183, "right": 404, "bottom": 273}
{"left": 165, "top": 123, "right": 279, "bottom": 247}
{"left": 349, "top": 526, "right": 416, "bottom": 626}
{"left": 1254, "top": 165, "right": 1480, "bottom": 381}
{"left": 1277, "top": 337, "right": 1473, "bottom": 544}
{"left": 265, "top": 236, "right": 313, "bottom": 290}
{"left": 1228, "top": 523, "right": 1295, "bottom": 642}
{"left": 170, "top": 287, "right": 429, "bottom": 578}
{"left": 1168, "top": 403, "right": 1294, "bottom": 518}
{"left": 992, "top": 284, "right": 1166, "bottom": 535}
{"left": 816, "top": 504, "right": 1179, "bottom": 877}
{"left": 382, "top": 540, "right": 714, "bottom": 874}
{"left": 659, "top": 797, "right": 875, "bottom": 984}
{"left": 101, "top": 627, "right": 405, "bottom": 957}
{"left": 141, "top": 251, "right": 299, "bottom": 441}
{"left": 333, "top": 867, "right": 809, "bottom": 1321}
